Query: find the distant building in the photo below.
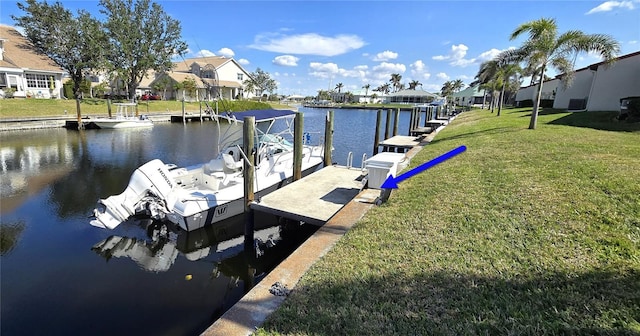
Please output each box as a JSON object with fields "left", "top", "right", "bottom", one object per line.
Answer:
{"left": 0, "top": 25, "right": 65, "bottom": 99}
{"left": 452, "top": 85, "right": 487, "bottom": 107}
{"left": 383, "top": 89, "right": 440, "bottom": 104}
{"left": 515, "top": 50, "right": 640, "bottom": 111}
{"left": 150, "top": 56, "right": 255, "bottom": 101}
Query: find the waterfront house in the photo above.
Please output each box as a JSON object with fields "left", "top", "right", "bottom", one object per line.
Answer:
{"left": 515, "top": 50, "right": 640, "bottom": 111}
{"left": 150, "top": 56, "right": 255, "bottom": 101}
{"left": 0, "top": 25, "right": 65, "bottom": 99}
{"left": 383, "top": 89, "right": 440, "bottom": 104}
{"left": 452, "top": 85, "right": 487, "bottom": 108}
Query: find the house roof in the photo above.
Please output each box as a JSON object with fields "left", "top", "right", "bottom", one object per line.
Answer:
{"left": 0, "top": 25, "right": 64, "bottom": 73}
{"left": 452, "top": 85, "right": 485, "bottom": 97}
{"left": 172, "top": 56, "right": 230, "bottom": 72}
{"left": 386, "top": 89, "right": 439, "bottom": 97}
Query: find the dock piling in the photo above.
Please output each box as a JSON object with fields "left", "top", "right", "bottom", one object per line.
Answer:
{"left": 181, "top": 99, "right": 186, "bottom": 125}
{"left": 293, "top": 112, "right": 303, "bottom": 181}
{"left": 243, "top": 116, "right": 256, "bottom": 248}
{"left": 393, "top": 108, "right": 400, "bottom": 136}
{"left": 373, "top": 109, "right": 382, "bottom": 155}
{"left": 323, "top": 110, "right": 334, "bottom": 166}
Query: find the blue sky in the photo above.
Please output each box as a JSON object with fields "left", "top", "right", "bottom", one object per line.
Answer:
{"left": 1, "top": 0, "right": 638, "bottom": 96}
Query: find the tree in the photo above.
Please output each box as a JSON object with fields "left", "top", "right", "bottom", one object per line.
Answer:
{"left": 362, "top": 84, "right": 370, "bottom": 97}
{"left": 13, "top": 0, "right": 107, "bottom": 124}
{"left": 452, "top": 79, "right": 465, "bottom": 93}
{"left": 182, "top": 77, "right": 198, "bottom": 101}
{"left": 440, "top": 81, "right": 455, "bottom": 102}
{"left": 100, "top": 0, "right": 187, "bottom": 100}
{"left": 473, "top": 61, "right": 500, "bottom": 112}
{"left": 510, "top": 17, "right": 620, "bottom": 129}
{"left": 244, "top": 68, "right": 276, "bottom": 100}
{"left": 494, "top": 52, "right": 522, "bottom": 116}
{"left": 408, "top": 80, "right": 422, "bottom": 90}
{"left": 389, "top": 73, "right": 402, "bottom": 92}
{"left": 335, "top": 82, "right": 344, "bottom": 93}
{"left": 374, "top": 83, "right": 391, "bottom": 95}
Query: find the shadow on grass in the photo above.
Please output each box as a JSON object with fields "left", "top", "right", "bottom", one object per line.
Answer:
{"left": 429, "top": 127, "right": 521, "bottom": 145}
{"left": 519, "top": 108, "right": 573, "bottom": 117}
{"left": 548, "top": 111, "right": 640, "bottom": 132}
{"left": 262, "top": 268, "right": 640, "bottom": 335}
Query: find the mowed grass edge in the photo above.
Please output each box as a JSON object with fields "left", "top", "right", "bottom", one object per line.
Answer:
{"left": 256, "top": 108, "right": 640, "bottom": 335}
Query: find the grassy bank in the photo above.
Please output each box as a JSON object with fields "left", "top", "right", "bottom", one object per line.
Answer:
{"left": 257, "top": 108, "right": 640, "bottom": 335}
{"left": 0, "top": 98, "right": 276, "bottom": 118}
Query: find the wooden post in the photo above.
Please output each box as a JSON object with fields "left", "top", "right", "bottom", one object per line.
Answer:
{"left": 373, "top": 109, "right": 382, "bottom": 155}
{"left": 181, "top": 99, "right": 186, "bottom": 125}
{"left": 293, "top": 112, "right": 303, "bottom": 181}
{"left": 243, "top": 116, "right": 256, "bottom": 249}
{"left": 393, "top": 108, "right": 400, "bottom": 136}
{"left": 107, "top": 99, "right": 112, "bottom": 118}
{"left": 76, "top": 97, "right": 83, "bottom": 130}
{"left": 199, "top": 101, "right": 203, "bottom": 122}
{"left": 424, "top": 106, "right": 430, "bottom": 127}
{"left": 384, "top": 108, "right": 391, "bottom": 140}
{"left": 408, "top": 108, "right": 415, "bottom": 136}
{"left": 323, "top": 110, "right": 334, "bottom": 166}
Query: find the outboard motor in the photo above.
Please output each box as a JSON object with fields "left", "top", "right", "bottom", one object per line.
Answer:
{"left": 91, "top": 159, "right": 177, "bottom": 229}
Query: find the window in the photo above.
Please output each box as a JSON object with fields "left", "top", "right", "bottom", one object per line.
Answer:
{"left": 25, "top": 74, "right": 50, "bottom": 89}
{"left": 237, "top": 73, "right": 243, "bottom": 81}
{"left": 0, "top": 72, "right": 6, "bottom": 87}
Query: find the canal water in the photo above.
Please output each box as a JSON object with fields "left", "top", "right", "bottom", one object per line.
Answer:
{"left": 0, "top": 107, "right": 411, "bottom": 335}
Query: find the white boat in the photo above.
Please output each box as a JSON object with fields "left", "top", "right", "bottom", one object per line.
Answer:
{"left": 90, "top": 109, "right": 326, "bottom": 231}
{"left": 91, "top": 103, "right": 153, "bottom": 129}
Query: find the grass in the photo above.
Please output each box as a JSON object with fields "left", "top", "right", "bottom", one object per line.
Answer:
{"left": 255, "top": 108, "right": 640, "bottom": 335}
{"left": 0, "top": 98, "right": 275, "bottom": 118}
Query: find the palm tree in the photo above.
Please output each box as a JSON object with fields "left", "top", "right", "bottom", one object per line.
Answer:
{"left": 452, "top": 79, "right": 465, "bottom": 93}
{"left": 335, "top": 82, "right": 344, "bottom": 93}
{"left": 494, "top": 51, "right": 522, "bottom": 116}
{"left": 510, "top": 17, "right": 620, "bottom": 129}
{"left": 389, "top": 73, "right": 402, "bottom": 92}
{"left": 440, "top": 81, "right": 454, "bottom": 102}
{"left": 474, "top": 60, "right": 499, "bottom": 112}
{"left": 362, "top": 84, "right": 370, "bottom": 97}
{"left": 408, "top": 80, "right": 422, "bottom": 90}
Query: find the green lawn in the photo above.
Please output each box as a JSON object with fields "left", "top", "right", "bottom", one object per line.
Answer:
{"left": 256, "top": 108, "right": 640, "bottom": 335}
{"left": 0, "top": 98, "right": 275, "bottom": 118}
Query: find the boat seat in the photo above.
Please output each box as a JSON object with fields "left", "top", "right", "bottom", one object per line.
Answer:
{"left": 222, "top": 153, "right": 243, "bottom": 173}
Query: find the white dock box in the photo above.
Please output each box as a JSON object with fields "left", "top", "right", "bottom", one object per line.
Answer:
{"left": 364, "top": 152, "right": 406, "bottom": 189}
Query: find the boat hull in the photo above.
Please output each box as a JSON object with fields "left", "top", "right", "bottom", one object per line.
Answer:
{"left": 171, "top": 162, "right": 322, "bottom": 231}
{"left": 91, "top": 119, "right": 153, "bottom": 129}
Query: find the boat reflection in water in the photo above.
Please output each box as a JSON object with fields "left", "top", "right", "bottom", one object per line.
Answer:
{"left": 92, "top": 213, "right": 310, "bottom": 293}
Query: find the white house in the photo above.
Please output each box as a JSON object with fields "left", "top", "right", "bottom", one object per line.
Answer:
{"left": 0, "top": 25, "right": 65, "bottom": 99}
{"left": 555, "top": 51, "right": 640, "bottom": 111}
{"left": 151, "top": 56, "right": 254, "bottom": 101}
{"left": 515, "top": 50, "right": 640, "bottom": 111}
{"left": 383, "top": 89, "right": 440, "bottom": 104}
{"left": 452, "top": 85, "right": 487, "bottom": 107}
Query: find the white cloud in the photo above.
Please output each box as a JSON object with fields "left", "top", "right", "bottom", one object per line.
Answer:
{"left": 238, "top": 58, "right": 250, "bottom": 65}
{"left": 436, "top": 72, "right": 449, "bottom": 81}
{"left": 422, "top": 83, "right": 441, "bottom": 92}
{"left": 373, "top": 50, "right": 399, "bottom": 61}
{"left": 273, "top": 55, "right": 300, "bottom": 67}
{"left": 432, "top": 44, "right": 476, "bottom": 67}
{"left": 354, "top": 65, "right": 368, "bottom": 71}
{"left": 308, "top": 62, "right": 368, "bottom": 80}
{"left": 629, "top": 40, "right": 638, "bottom": 44}
{"left": 586, "top": 1, "right": 635, "bottom": 14}
{"left": 195, "top": 49, "right": 216, "bottom": 57}
{"left": 410, "top": 60, "right": 431, "bottom": 80}
{"left": 217, "top": 47, "right": 235, "bottom": 58}
{"left": 309, "top": 62, "right": 340, "bottom": 79}
{"left": 250, "top": 33, "right": 366, "bottom": 56}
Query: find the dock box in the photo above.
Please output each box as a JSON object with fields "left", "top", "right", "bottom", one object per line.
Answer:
{"left": 364, "top": 152, "right": 407, "bottom": 189}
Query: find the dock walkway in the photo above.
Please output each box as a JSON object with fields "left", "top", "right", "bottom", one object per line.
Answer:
{"left": 251, "top": 165, "right": 368, "bottom": 225}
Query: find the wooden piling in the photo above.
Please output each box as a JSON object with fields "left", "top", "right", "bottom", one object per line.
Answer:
{"left": 393, "top": 108, "right": 400, "bottom": 136}
{"left": 75, "top": 97, "right": 82, "bottom": 130}
{"left": 243, "top": 116, "right": 256, "bottom": 248}
{"left": 107, "top": 99, "right": 112, "bottom": 118}
{"left": 373, "top": 109, "right": 382, "bottom": 155}
{"left": 409, "top": 108, "right": 416, "bottom": 135}
{"left": 384, "top": 108, "right": 391, "bottom": 140}
{"left": 293, "top": 112, "right": 303, "bottom": 181}
{"left": 181, "top": 99, "right": 186, "bottom": 125}
{"left": 199, "top": 101, "right": 203, "bottom": 122}
{"left": 323, "top": 110, "right": 334, "bottom": 166}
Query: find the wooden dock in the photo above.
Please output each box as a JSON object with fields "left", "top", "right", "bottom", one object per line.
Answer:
{"left": 378, "top": 135, "right": 423, "bottom": 152}
{"left": 251, "top": 165, "right": 368, "bottom": 225}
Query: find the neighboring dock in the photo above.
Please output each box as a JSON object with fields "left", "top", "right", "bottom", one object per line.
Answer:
{"left": 251, "top": 165, "right": 368, "bottom": 225}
